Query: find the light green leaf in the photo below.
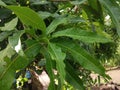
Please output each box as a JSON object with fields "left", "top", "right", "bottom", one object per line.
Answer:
{"left": 70, "top": 0, "right": 87, "bottom": 5}
{"left": 0, "top": 45, "right": 15, "bottom": 61}
{"left": 48, "top": 42, "right": 66, "bottom": 85}
{"left": 0, "top": 0, "right": 6, "bottom": 7}
{"left": 0, "top": 40, "right": 41, "bottom": 90}
{"left": 0, "top": 18, "right": 18, "bottom": 31}
{"left": 40, "top": 47, "right": 55, "bottom": 90}
{"left": 66, "top": 62, "right": 85, "bottom": 90}
{"left": 38, "top": 11, "right": 59, "bottom": 19}
{"left": 46, "top": 17, "right": 67, "bottom": 35}
{"left": 0, "top": 31, "right": 12, "bottom": 42}
{"left": 8, "top": 30, "right": 25, "bottom": 56}
{"left": 99, "top": 0, "right": 120, "bottom": 36}
{"left": 38, "top": 11, "right": 52, "bottom": 19}
{"left": 56, "top": 39, "right": 106, "bottom": 76}
{"left": 31, "top": 1, "right": 49, "bottom": 5}
{"left": 52, "top": 28, "right": 112, "bottom": 43}
{"left": 7, "top": 6, "right": 46, "bottom": 34}
{"left": 0, "top": 45, "right": 15, "bottom": 74}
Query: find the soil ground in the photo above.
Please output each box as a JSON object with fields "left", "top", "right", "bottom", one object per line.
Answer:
{"left": 91, "top": 67, "right": 120, "bottom": 89}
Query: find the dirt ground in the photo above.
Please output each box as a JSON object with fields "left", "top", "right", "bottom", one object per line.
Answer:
{"left": 107, "top": 69, "right": 120, "bottom": 84}
{"left": 91, "top": 67, "right": 120, "bottom": 90}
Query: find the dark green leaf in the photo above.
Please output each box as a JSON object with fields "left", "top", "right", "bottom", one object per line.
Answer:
{"left": 66, "top": 62, "right": 85, "bottom": 90}
{"left": 40, "top": 47, "right": 56, "bottom": 90}
{"left": 52, "top": 28, "right": 112, "bottom": 43}
{"left": 46, "top": 17, "right": 67, "bottom": 35}
{"left": 7, "top": 6, "right": 46, "bottom": 34}
{"left": 99, "top": 0, "right": 120, "bottom": 36}
{"left": 56, "top": 39, "right": 106, "bottom": 76}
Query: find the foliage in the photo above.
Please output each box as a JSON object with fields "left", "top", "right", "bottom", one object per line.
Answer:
{"left": 0, "top": 0, "right": 120, "bottom": 90}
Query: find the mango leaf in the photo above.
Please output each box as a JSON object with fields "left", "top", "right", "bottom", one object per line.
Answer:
{"left": 70, "top": 0, "right": 87, "bottom": 5}
{"left": 7, "top": 6, "right": 46, "bottom": 34}
{"left": 31, "top": 1, "right": 49, "bottom": 5}
{"left": 65, "top": 62, "right": 85, "bottom": 90}
{"left": 46, "top": 17, "right": 67, "bottom": 35}
{"left": 0, "top": 31, "right": 12, "bottom": 42}
{"left": 52, "top": 28, "right": 111, "bottom": 43}
{"left": 0, "top": 45, "right": 15, "bottom": 74}
{"left": 38, "top": 11, "right": 52, "bottom": 19}
{"left": 40, "top": 47, "right": 55, "bottom": 90}
{"left": 8, "top": 30, "right": 25, "bottom": 56}
{"left": 56, "top": 39, "right": 106, "bottom": 76}
{"left": 99, "top": 0, "right": 120, "bottom": 36}
{"left": 52, "top": 28, "right": 112, "bottom": 43}
{"left": 0, "top": 0, "right": 6, "bottom": 6}
{"left": 0, "top": 40, "right": 41, "bottom": 90}
{"left": 38, "top": 11, "right": 59, "bottom": 20}
{"left": 0, "top": 17, "right": 18, "bottom": 31}
{"left": 48, "top": 42, "right": 66, "bottom": 86}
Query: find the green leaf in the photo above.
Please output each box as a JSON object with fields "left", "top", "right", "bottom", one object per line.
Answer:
{"left": 70, "top": 0, "right": 87, "bottom": 5}
{"left": 38, "top": 11, "right": 52, "bottom": 19}
{"left": 0, "top": 40, "right": 41, "bottom": 90}
{"left": 99, "top": 0, "right": 120, "bottom": 36}
{"left": 56, "top": 39, "right": 106, "bottom": 76}
{"left": 37, "top": 11, "right": 59, "bottom": 20}
{"left": 31, "top": 1, "right": 49, "bottom": 5}
{"left": 7, "top": 6, "right": 46, "bottom": 34}
{"left": 66, "top": 62, "right": 85, "bottom": 90}
{"left": 46, "top": 17, "right": 67, "bottom": 35}
{"left": 0, "top": 0, "right": 6, "bottom": 7}
{"left": 0, "top": 45, "right": 15, "bottom": 74}
{"left": 52, "top": 28, "right": 112, "bottom": 43}
{"left": 0, "top": 17, "right": 18, "bottom": 31}
{"left": 0, "top": 31, "right": 12, "bottom": 42}
{"left": 40, "top": 47, "right": 55, "bottom": 90}
{"left": 8, "top": 30, "right": 25, "bottom": 56}
{"left": 48, "top": 42, "right": 66, "bottom": 86}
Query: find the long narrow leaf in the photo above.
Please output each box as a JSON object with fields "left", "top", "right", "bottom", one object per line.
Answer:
{"left": 66, "top": 62, "right": 85, "bottom": 90}
{"left": 52, "top": 28, "right": 112, "bottom": 43}
{"left": 99, "top": 0, "right": 120, "bottom": 36}
{"left": 56, "top": 39, "right": 106, "bottom": 76}
{"left": 40, "top": 47, "right": 56, "bottom": 90}
{"left": 7, "top": 6, "right": 46, "bottom": 34}
{"left": 46, "top": 17, "right": 67, "bottom": 35}
{"left": 48, "top": 42, "right": 66, "bottom": 86}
